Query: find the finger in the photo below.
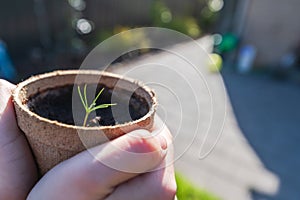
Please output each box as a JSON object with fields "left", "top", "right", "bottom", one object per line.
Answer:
{"left": 0, "top": 79, "right": 15, "bottom": 106}
{"left": 28, "top": 127, "right": 170, "bottom": 200}
{"left": 0, "top": 79, "right": 18, "bottom": 135}
{"left": 106, "top": 165, "right": 177, "bottom": 200}
{"left": 106, "top": 134, "right": 176, "bottom": 200}
{"left": 0, "top": 79, "right": 38, "bottom": 199}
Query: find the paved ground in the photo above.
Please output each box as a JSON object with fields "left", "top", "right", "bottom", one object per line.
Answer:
{"left": 109, "top": 37, "right": 280, "bottom": 200}
{"left": 222, "top": 71, "right": 300, "bottom": 200}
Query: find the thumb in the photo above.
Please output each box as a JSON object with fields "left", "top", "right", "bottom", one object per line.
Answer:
{"left": 28, "top": 128, "right": 168, "bottom": 200}
{"left": 0, "top": 79, "right": 19, "bottom": 143}
{"left": 0, "top": 79, "right": 38, "bottom": 199}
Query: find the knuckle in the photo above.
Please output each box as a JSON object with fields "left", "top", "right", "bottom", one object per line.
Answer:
{"left": 165, "top": 182, "right": 177, "bottom": 199}
{"left": 155, "top": 180, "right": 177, "bottom": 200}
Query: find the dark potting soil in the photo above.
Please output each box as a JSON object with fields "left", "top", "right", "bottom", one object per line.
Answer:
{"left": 27, "top": 84, "right": 150, "bottom": 126}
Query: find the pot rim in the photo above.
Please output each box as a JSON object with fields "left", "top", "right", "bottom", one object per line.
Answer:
{"left": 13, "top": 70, "right": 157, "bottom": 131}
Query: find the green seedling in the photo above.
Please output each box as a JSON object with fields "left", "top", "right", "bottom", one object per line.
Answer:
{"left": 78, "top": 84, "right": 116, "bottom": 127}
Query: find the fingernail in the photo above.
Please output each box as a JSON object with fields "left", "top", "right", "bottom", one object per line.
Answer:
{"left": 158, "top": 135, "right": 167, "bottom": 150}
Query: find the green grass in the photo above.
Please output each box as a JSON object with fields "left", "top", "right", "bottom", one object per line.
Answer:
{"left": 176, "top": 173, "right": 220, "bottom": 200}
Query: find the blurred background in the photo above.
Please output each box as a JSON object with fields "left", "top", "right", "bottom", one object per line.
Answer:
{"left": 0, "top": 0, "right": 219, "bottom": 80}
{"left": 1, "top": 0, "right": 300, "bottom": 199}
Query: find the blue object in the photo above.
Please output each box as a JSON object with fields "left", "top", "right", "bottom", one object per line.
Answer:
{"left": 237, "top": 45, "right": 256, "bottom": 74}
{"left": 0, "top": 40, "right": 16, "bottom": 80}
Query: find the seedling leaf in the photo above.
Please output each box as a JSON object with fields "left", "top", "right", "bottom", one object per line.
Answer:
{"left": 78, "top": 84, "right": 116, "bottom": 126}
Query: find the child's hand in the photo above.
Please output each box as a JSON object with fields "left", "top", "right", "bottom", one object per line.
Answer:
{"left": 0, "top": 79, "right": 176, "bottom": 200}
{"left": 0, "top": 80, "right": 38, "bottom": 199}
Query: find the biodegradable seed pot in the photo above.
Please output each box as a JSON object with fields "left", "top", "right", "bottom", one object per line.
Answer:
{"left": 13, "top": 70, "right": 157, "bottom": 175}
